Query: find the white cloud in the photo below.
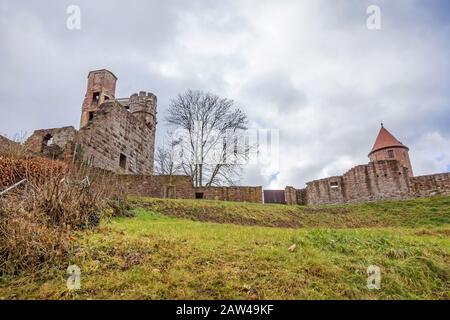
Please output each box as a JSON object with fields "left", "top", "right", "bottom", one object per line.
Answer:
{"left": 412, "top": 132, "right": 450, "bottom": 175}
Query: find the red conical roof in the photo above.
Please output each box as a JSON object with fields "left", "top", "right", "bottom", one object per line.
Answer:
{"left": 369, "top": 125, "right": 408, "bottom": 155}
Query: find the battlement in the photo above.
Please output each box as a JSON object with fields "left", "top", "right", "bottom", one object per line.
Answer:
{"left": 128, "top": 91, "right": 157, "bottom": 129}
{"left": 129, "top": 91, "right": 157, "bottom": 109}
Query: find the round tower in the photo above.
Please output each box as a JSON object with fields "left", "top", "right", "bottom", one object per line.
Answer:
{"left": 368, "top": 124, "right": 414, "bottom": 177}
{"left": 80, "top": 69, "right": 117, "bottom": 128}
{"left": 129, "top": 91, "right": 157, "bottom": 130}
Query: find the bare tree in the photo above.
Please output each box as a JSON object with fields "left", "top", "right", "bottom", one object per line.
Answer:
{"left": 166, "top": 90, "right": 249, "bottom": 187}
{"left": 154, "top": 136, "right": 182, "bottom": 176}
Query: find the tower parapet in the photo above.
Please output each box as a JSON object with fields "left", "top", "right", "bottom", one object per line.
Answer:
{"left": 129, "top": 91, "right": 157, "bottom": 129}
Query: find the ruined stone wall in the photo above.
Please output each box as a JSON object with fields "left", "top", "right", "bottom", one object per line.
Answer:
{"left": 0, "top": 135, "right": 14, "bottom": 148}
{"left": 296, "top": 188, "right": 307, "bottom": 205}
{"left": 195, "top": 186, "right": 262, "bottom": 203}
{"left": 341, "top": 161, "right": 410, "bottom": 203}
{"left": 118, "top": 174, "right": 262, "bottom": 203}
{"left": 285, "top": 186, "right": 297, "bottom": 205}
{"left": 74, "top": 101, "right": 155, "bottom": 175}
{"left": 410, "top": 173, "right": 450, "bottom": 197}
{"left": 118, "top": 174, "right": 194, "bottom": 199}
{"left": 306, "top": 160, "right": 411, "bottom": 205}
{"left": 0, "top": 135, "right": 20, "bottom": 156}
{"left": 25, "top": 127, "right": 77, "bottom": 160}
{"left": 306, "top": 176, "right": 346, "bottom": 205}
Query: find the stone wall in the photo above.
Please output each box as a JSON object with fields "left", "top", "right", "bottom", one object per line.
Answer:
{"left": 305, "top": 160, "right": 411, "bottom": 205}
{"left": 289, "top": 160, "right": 450, "bottom": 206}
{"left": 25, "top": 127, "right": 77, "bottom": 160}
{"left": 195, "top": 186, "right": 262, "bottom": 203}
{"left": 0, "top": 135, "right": 20, "bottom": 155}
{"left": 343, "top": 161, "right": 410, "bottom": 203}
{"left": 284, "top": 187, "right": 307, "bottom": 205}
{"left": 118, "top": 174, "right": 194, "bottom": 199}
{"left": 284, "top": 186, "right": 297, "bottom": 205}
{"left": 298, "top": 188, "right": 307, "bottom": 205}
{"left": 118, "top": 174, "right": 262, "bottom": 203}
{"left": 306, "top": 176, "right": 346, "bottom": 205}
{"left": 74, "top": 101, "right": 155, "bottom": 175}
{"left": 410, "top": 173, "right": 450, "bottom": 197}
{"left": 0, "top": 135, "right": 15, "bottom": 148}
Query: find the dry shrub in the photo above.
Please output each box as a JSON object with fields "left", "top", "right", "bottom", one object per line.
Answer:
{"left": 0, "top": 156, "right": 68, "bottom": 188}
{"left": 0, "top": 134, "right": 29, "bottom": 159}
{"left": 0, "top": 198, "right": 69, "bottom": 274}
{"left": 0, "top": 158, "right": 130, "bottom": 274}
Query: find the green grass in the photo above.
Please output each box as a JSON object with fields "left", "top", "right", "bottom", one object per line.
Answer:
{"left": 130, "top": 195, "right": 450, "bottom": 229}
{"left": 0, "top": 196, "right": 449, "bottom": 300}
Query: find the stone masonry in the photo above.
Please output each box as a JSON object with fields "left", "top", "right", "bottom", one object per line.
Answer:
{"left": 25, "top": 126, "right": 77, "bottom": 160}
{"left": 74, "top": 97, "right": 155, "bottom": 174}
{"left": 305, "top": 160, "right": 411, "bottom": 205}
{"left": 284, "top": 125, "right": 450, "bottom": 205}
{"left": 25, "top": 70, "right": 157, "bottom": 175}
{"left": 117, "top": 174, "right": 262, "bottom": 202}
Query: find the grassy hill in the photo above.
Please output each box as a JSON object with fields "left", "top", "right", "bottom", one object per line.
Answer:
{"left": 1, "top": 196, "right": 449, "bottom": 299}
{"left": 130, "top": 196, "right": 450, "bottom": 229}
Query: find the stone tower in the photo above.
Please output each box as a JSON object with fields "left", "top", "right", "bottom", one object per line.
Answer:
{"left": 129, "top": 91, "right": 158, "bottom": 172}
{"left": 368, "top": 124, "right": 414, "bottom": 177}
{"left": 80, "top": 69, "right": 117, "bottom": 128}
{"left": 129, "top": 91, "right": 157, "bottom": 130}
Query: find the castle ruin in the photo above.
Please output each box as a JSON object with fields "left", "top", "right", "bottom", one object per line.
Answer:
{"left": 23, "top": 69, "right": 262, "bottom": 202}
{"left": 20, "top": 69, "right": 450, "bottom": 205}
{"left": 26, "top": 69, "right": 157, "bottom": 175}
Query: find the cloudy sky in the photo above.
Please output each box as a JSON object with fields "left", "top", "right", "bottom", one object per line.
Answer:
{"left": 0, "top": 0, "right": 449, "bottom": 188}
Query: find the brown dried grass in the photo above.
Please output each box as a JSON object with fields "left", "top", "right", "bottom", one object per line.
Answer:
{"left": 0, "top": 156, "right": 129, "bottom": 275}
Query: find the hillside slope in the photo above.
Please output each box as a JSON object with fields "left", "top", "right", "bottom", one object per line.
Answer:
{"left": 1, "top": 196, "right": 449, "bottom": 300}
{"left": 131, "top": 196, "right": 450, "bottom": 229}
